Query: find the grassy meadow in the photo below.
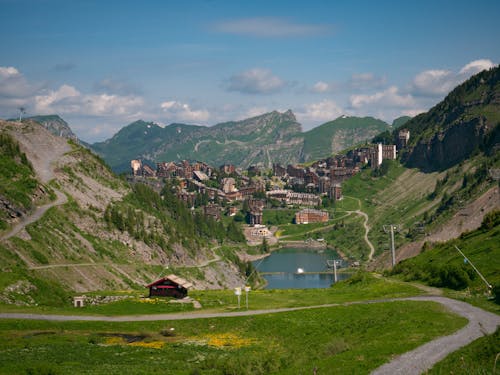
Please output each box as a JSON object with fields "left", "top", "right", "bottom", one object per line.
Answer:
{"left": 0, "top": 272, "right": 421, "bottom": 315}
{"left": 0, "top": 300, "right": 466, "bottom": 375}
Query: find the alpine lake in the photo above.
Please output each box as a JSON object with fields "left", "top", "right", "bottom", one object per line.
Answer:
{"left": 252, "top": 247, "right": 351, "bottom": 289}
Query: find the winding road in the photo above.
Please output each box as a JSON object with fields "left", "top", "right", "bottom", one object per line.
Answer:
{"left": 372, "top": 296, "right": 500, "bottom": 375}
{"left": 351, "top": 209, "right": 375, "bottom": 260}
{"left": 341, "top": 195, "right": 376, "bottom": 260}
{"left": 0, "top": 189, "right": 67, "bottom": 242}
{"left": 0, "top": 296, "right": 498, "bottom": 373}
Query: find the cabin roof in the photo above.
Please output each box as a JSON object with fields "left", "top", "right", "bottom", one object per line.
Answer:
{"left": 146, "top": 274, "right": 193, "bottom": 289}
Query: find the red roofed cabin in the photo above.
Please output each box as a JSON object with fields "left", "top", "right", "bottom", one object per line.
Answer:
{"left": 146, "top": 274, "right": 193, "bottom": 299}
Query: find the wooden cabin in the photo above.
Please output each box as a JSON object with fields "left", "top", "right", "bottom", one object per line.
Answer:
{"left": 146, "top": 274, "right": 193, "bottom": 299}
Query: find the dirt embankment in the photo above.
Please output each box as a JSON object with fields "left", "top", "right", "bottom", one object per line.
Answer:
{"left": 370, "top": 185, "right": 500, "bottom": 270}
{"left": 3, "top": 120, "right": 72, "bottom": 183}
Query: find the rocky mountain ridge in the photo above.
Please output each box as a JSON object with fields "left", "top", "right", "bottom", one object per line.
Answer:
{"left": 23, "top": 115, "right": 78, "bottom": 141}
{"left": 399, "top": 65, "right": 500, "bottom": 171}
{"left": 91, "top": 111, "right": 391, "bottom": 172}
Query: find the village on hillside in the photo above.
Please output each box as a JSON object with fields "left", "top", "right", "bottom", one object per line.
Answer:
{"left": 128, "top": 130, "right": 410, "bottom": 245}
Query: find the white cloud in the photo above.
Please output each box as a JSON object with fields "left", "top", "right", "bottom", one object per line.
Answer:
{"left": 214, "top": 17, "right": 332, "bottom": 37}
{"left": 297, "top": 99, "right": 344, "bottom": 125}
{"left": 459, "top": 59, "right": 494, "bottom": 75}
{"left": 34, "top": 84, "right": 144, "bottom": 117}
{"left": 35, "top": 84, "right": 80, "bottom": 113}
{"left": 227, "top": 68, "right": 286, "bottom": 94}
{"left": 412, "top": 59, "right": 496, "bottom": 97}
{"left": 350, "top": 86, "right": 415, "bottom": 109}
{"left": 311, "top": 81, "right": 332, "bottom": 93}
{"left": 0, "top": 65, "right": 40, "bottom": 99}
{"left": 412, "top": 69, "right": 455, "bottom": 96}
{"left": 160, "top": 100, "right": 210, "bottom": 123}
{"left": 0, "top": 66, "right": 20, "bottom": 78}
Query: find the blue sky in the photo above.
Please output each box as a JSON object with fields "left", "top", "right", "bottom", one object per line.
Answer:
{"left": 0, "top": 0, "right": 498, "bottom": 142}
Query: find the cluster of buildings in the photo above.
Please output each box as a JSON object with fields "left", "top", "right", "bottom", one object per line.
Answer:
{"left": 130, "top": 132, "right": 410, "bottom": 227}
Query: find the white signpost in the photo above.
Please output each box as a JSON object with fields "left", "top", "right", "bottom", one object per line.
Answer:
{"left": 234, "top": 287, "right": 242, "bottom": 309}
{"left": 244, "top": 286, "right": 251, "bottom": 309}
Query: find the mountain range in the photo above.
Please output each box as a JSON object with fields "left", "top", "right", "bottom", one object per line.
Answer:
{"left": 90, "top": 111, "right": 394, "bottom": 172}
{"left": 0, "top": 65, "right": 498, "bottom": 306}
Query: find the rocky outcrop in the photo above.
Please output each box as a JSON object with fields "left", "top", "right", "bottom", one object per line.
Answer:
{"left": 27, "top": 115, "right": 78, "bottom": 141}
{"left": 405, "top": 116, "right": 494, "bottom": 172}
{"left": 0, "top": 195, "right": 25, "bottom": 219}
{"left": 400, "top": 65, "right": 500, "bottom": 172}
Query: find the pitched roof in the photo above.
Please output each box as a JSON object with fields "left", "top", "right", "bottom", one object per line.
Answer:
{"left": 146, "top": 274, "right": 193, "bottom": 289}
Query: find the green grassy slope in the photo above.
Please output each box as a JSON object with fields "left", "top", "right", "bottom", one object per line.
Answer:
{"left": 398, "top": 66, "right": 500, "bottom": 171}
{"left": 0, "top": 132, "right": 52, "bottom": 230}
{"left": 302, "top": 116, "right": 389, "bottom": 161}
{"left": 0, "top": 299, "right": 465, "bottom": 375}
{"left": 390, "top": 210, "right": 500, "bottom": 293}
{"left": 340, "top": 150, "right": 498, "bottom": 257}
{"left": 0, "top": 133, "right": 250, "bottom": 307}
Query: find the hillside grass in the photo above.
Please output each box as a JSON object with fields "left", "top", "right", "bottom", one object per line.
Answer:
{"left": 193, "top": 272, "right": 422, "bottom": 311}
{"left": 333, "top": 153, "right": 499, "bottom": 260}
{"left": 0, "top": 299, "right": 466, "bottom": 375}
{"left": 429, "top": 328, "right": 500, "bottom": 374}
{"left": 389, "top": 210, "right": 500, "bottom": 311}
{"left": 0, "top": 132, "right": 41, "bottom": 229}
{"left": 0, "top": 272, "right": 422, "bottom": 314}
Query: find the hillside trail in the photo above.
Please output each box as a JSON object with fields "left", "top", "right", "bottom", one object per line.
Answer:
{"left": 372, "top": 273, "right": 443, "bottom": 296}
{"left": 342, "top": 195, "right": 376, "bottom": 260}
{"left": 28, "top": 249, "right": 222, "bottom": 271}
{"left": 1, "top": 122, "right": 72, "bottom": 242}
{"left": 1, "top": 189, "right": 67, "bottom": 242}
{"left": 1, "top": 296, "right": 497, "bottom": 374}
{"left": 371, "top": 296, "right": 500, "bottom": 375}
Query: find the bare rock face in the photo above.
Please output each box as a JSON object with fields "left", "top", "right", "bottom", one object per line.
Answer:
{"left": 27, "top": 114, "right": 78, "bottom": 141}
{"left": 401, "top": 66, "right": 500, "bottom": 172}
{"left": 0, "top": 195, "right": 25, "bottom": 219}
{"left": 405, "top": 116, "right": 494, "bottom": 172}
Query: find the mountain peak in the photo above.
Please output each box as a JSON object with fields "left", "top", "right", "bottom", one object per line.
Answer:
{"left": 283, "top": 109, "right": 296, "bottom": 122}
{"left": 26, "top": 114, "right": 78, "bottom": 141}
{"left": 401, "top": 65, "right": 500, "bottom": 171}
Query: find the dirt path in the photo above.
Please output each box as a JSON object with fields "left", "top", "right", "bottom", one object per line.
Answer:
{"left": 352, "top": 209, "right": 375, "bottom": 260}
{"left": 28, "top": 262, "right": 111, "bottom": 270}
{"left": 0, "top": 121, "right": 72, "bottom": 242}
{"left": 371, "top": 296, "right": 500, "bottom": 375}
{"left": 340, "top": 196, "right": 376, "bottom": 260}
{"left": 1, "top": 189, "right": 67, "bottom": 242}
{"left": 28, "top": 253, "right": 222, "bottom": 271}
{"left": 1, "top": 296, "right": 497, "bottom": 375}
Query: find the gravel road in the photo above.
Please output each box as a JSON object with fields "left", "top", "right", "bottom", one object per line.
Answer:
{"left": 0, "top": 189, "right": 67, "bottom": 241}
{"left": 0, "top": 296, "right": 498, "bottom": 373}
{"left": 371, "top": 296, "right": 500, "bottom": 374}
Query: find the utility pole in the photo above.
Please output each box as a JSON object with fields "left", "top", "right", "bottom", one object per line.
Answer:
{"left": 383, "top": 224, "right": 400, "bottom": 267}
{"left": 18, "top": 107, "right": 26, "bottom": 121}
{"left": 327, "top": 259, "right": 339, "bottom": 283}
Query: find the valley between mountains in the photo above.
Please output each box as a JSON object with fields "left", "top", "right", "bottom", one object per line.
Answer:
{"left": 0, "top": 65, "right": 499, "bottom": 375}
